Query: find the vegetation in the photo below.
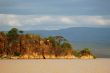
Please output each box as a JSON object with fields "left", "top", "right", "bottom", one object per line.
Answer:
{"left": 0, "top": 28, "right": 95, "bottom": 59}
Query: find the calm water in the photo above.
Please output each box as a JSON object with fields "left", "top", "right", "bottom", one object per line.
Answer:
{"left": 72, "top": 42, "right": 110, "bottom": 58}
{"left": 0, "top": 59, "right": 110, "bottom": 73}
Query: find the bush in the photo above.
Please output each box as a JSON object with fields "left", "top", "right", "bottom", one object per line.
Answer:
{"left": 73, "top": 51, "right": 81, "bottom": 57}
{"left": 93, "top": 55, "right": 96, "bottom": 59}
{"left": 14, "top": 52, "right": 21, "bottom": 56}
{"left": 80, "top": 48, "right": 92, "bottom": 56}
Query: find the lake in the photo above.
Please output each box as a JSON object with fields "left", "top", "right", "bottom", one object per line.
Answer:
{"left": 0, "top": 58, "right": 110, "bottom": 73}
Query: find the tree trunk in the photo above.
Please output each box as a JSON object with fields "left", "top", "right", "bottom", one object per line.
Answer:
{"left": 42, "top": 49, "right": 45, "bottom": 59}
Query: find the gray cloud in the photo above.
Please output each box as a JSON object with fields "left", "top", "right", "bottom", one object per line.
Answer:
{"left": 0, "top": 0, "right": 110, "bottom": 15}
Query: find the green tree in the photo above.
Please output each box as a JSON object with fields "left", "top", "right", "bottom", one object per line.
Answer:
{"left": 19, "top": 30, "right": 23, "bottom": 34}
{"left": 80, "top": 48, "right": 92, "bottom": 56}
{"left": 61, "top": 42, "right": 72, "bottom": 49}
{"left": 6, "top": 28, "right": 19, "bottom": 56}
{"left": 55, "top": 36, "right": 67, "bottom": 46}
{"left": 7, "top": 28, "right": 19, "bottom": 42}
{"left": 61, "top": 42, "right": 73, "bottom": 55}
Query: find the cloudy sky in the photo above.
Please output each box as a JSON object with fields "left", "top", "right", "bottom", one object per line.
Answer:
{"left": 0, "top": 0, "right": 110, "bottom": 30}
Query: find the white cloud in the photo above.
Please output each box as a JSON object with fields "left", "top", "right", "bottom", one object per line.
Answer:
{"left": 59, "top": 16, "right": 75, "bottom": 24}
{"left": 0, "top": 14, "right": 110, "bottom": 30}
{"left": 80, "top": 16, "right": 108, "bottom": 25}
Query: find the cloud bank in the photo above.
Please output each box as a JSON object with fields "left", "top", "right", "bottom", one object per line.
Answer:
{"left": 0, "top": 14, "right": 110, "bottom": 30}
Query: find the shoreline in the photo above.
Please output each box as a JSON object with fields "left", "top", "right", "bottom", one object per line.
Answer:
{"left": 0, "top": 58, "right": 110, "bottom": 61}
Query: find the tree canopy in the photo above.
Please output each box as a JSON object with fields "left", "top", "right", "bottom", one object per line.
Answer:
{"left": 0, "top": 28, "right": 95, "bottom": 59}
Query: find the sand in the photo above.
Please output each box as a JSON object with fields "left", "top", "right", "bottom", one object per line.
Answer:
{"left": 0, "top": 58, "right": 110, "bottom": 73}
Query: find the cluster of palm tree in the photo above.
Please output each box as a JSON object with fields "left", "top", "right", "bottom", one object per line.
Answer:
{"left": 0, "top": 28, "right": 74, "bottom": 59}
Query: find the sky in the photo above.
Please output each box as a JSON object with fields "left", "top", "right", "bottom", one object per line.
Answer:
{"left": 0, "top": 0, "right": 110, "bottom": 30}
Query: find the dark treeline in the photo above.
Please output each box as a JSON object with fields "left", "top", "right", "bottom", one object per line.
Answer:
{"left": 0, "top": 28, "right": 95, "bottom": 59}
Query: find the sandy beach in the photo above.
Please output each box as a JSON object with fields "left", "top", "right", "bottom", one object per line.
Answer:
{"left": 0, "top": 58, "right": 110, "bottom": 73}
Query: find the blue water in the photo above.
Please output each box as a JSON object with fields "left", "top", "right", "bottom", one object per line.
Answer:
{"left": 72, "top": 41, "right": 110, "bottom": 58}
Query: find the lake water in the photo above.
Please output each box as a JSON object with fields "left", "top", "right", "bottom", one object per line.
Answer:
{"left": 0, "top": 58, "right": 110, "bottom": 73}
{"left": 72, "top": 42, "right": 110, "bottom": 58}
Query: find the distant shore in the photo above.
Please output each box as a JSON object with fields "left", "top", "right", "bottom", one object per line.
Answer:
{"left": 0, "top": 58, "right": 110, "bottom": 73}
